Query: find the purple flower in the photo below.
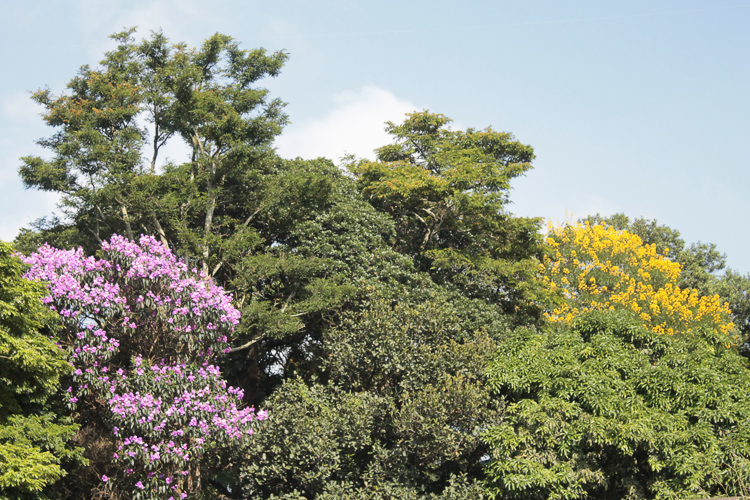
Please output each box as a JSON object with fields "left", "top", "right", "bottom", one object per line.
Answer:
{"left": 21, "top": 234, "right": 260, "bottom": 491}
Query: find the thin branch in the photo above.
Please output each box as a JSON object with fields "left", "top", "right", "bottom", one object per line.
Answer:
{"left": 280, "top": 291, "right": 295, "bottom": 313}
{"left": 243, "top": 208, "right": 261, "bottom": 227}
{"left": 83, "top": 225, "right": 104, "bottom": 244}
{"left": 228, "top": 334, "right": 265, "bottom": 353}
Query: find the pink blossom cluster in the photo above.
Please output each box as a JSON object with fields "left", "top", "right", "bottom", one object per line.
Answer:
{"left": 21, "top": 235, "right": 263, "bottom": 500}
{"left": 22, "top": 244, "right": 122, "bottom": 315}
{"left": 108, "top": 358, "right": 265, "bottom": 441}
{"left": 103, "top": 358, "right": 268, "bottom": 495}
{"left": 103, "top": 234, "right": 240, "bottom": 330}
{"left": 22, "top": 234, "right": 239, "bottom": 363}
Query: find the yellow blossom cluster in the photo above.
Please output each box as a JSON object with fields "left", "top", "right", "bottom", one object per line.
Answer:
{"left": 540, "top": 222, "right": 735, "bottom": 340}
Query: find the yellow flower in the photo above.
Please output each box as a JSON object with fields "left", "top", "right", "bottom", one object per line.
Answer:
{"left": 541, "top": 222, "right": 735, "bottom": 344}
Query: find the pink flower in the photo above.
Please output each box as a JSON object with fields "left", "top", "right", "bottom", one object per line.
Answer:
{"left": 22, "top": 235, "right": 259, "bottom": 489}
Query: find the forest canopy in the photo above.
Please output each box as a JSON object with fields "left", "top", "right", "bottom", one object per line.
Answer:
{"left": 3, "top": 29, "right": 750, "bottom": 500}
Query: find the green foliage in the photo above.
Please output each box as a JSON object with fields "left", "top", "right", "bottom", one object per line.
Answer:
{"left": 239, "top": 380, "right": 381, "bottom": 497}
{"left": 325, "top": 290, "right": 503, "bottom": 483}
{"left": 484, "top": 310, "right": 750, "bottom": 500}
{"left": 223, "top": 162, "right": 422, "bottom": 402}
{"left": 0, "top": 242, "right": 84, "bottom": 499}
{"left": 349, "top": 111, "right": 551, "bottom": 323}
{"left": 18, "top": 29, "right": 287, "bottom": 265}
{"left": 714, "top": 269, "right": 750, "bottom": 347}
{"left": 239, "top": 288, "right": 506, "bottom": 498}
{"left": 310, "top": 475, "right": 487, "bottom": 499}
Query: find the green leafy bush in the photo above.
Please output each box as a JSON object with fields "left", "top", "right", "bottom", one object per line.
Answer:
{"left": 485, "top": 310, "right": 750, "bottom": 500}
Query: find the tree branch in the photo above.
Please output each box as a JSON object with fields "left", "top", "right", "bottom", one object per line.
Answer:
{"left": 243, "top": 208, "right": 261, "bottom": 227}
{"left": 228, "top": 334, "right": 265, "bottom": 353}
{"left": 151, "top": 213, "right": 169, "bottom": 248}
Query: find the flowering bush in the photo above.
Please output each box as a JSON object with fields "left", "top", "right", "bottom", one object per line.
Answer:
{"left": 21, "top": 234, "right": 265, "bottom": 500}
{"left": 540, "top": 222, "right": 735, "bottom": 341}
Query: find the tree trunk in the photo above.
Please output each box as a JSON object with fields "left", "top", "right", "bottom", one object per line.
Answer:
{"left": 120, "top": 205, "right": 134, "bottom": 241}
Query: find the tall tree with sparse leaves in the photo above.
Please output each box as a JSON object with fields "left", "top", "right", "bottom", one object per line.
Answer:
{"left": 18, "top": 28, "right": 288, "bottom": 278}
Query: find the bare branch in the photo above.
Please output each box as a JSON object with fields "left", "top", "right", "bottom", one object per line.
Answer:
{"left": 228, "top": 334, "right": 265, "bottom": 353}
{"left": 243, "top": 208, "right": 262, "bottom": 227}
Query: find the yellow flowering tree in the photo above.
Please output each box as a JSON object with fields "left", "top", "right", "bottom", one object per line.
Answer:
{"left": 540, "top": 222, "right": 735, "bottom": 341}
{"left": 484, "top": 222, "right": 748, "bottom": 500}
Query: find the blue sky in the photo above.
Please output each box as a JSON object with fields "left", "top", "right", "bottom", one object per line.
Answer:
{"left": 2, "top": 1, "right": 749, "bottom": 273}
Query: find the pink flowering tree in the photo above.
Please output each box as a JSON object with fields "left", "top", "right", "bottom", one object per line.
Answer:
{"left": 21, "top": 234, "right": 266, "bottom": 500}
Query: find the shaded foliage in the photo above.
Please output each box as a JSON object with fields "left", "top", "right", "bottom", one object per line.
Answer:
{"left": 240, "top": 289, "right": 504, "bottom": 499}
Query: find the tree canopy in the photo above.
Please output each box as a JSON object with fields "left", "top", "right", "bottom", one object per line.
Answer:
{"left": 18, "top": 28, "right": 288, "bottom": 276}
{"left": 580, "top": 213, "right": 750, "bottom": 348}
{"left": 12, "top": 29, "right": 750, "bottom": 500}
{"left": 485, "top": 310, "right": 750, "bottom": 500}
{"left": 540, "top": 221, "right": 735, "bottom": 341}
{"left": 348, "top": 111, "right": 551, "bottom": 322}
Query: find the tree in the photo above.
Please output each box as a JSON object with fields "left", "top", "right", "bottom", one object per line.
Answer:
{"left": 348, "top": 111, "right": 551, "bottom": 323}
{"left": 484, "top": 310, "right": 750, "bottom": 500}
{"left": 239, "top": 288, "right": 504, "bottom": 499}
{"left": 18, "top": 29, "right": 288, "bottom": 276}
{"left": 21, "top": 235, "right": 265, "bottom": 500}
{"left": 540, "top": 221, "right": 735, "bottom": 340}
{"left": 580, "top": 213, "right": 750, "bottom": 345}
{"left": 0, "top": 241, "right": 84, "bottom": 499}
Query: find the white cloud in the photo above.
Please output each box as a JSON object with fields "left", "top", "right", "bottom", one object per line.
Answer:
{"left": 274, "top": 86, "right": 418, "bottom": 163}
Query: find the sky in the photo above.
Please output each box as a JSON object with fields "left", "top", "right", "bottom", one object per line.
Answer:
{"left": 1, "top": 0, "right": 748, "bottom": 272}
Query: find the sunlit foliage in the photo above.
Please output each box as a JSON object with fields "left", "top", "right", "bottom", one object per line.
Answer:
{"left": 540, "top": 222, "right": 735, "bottom": 341}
